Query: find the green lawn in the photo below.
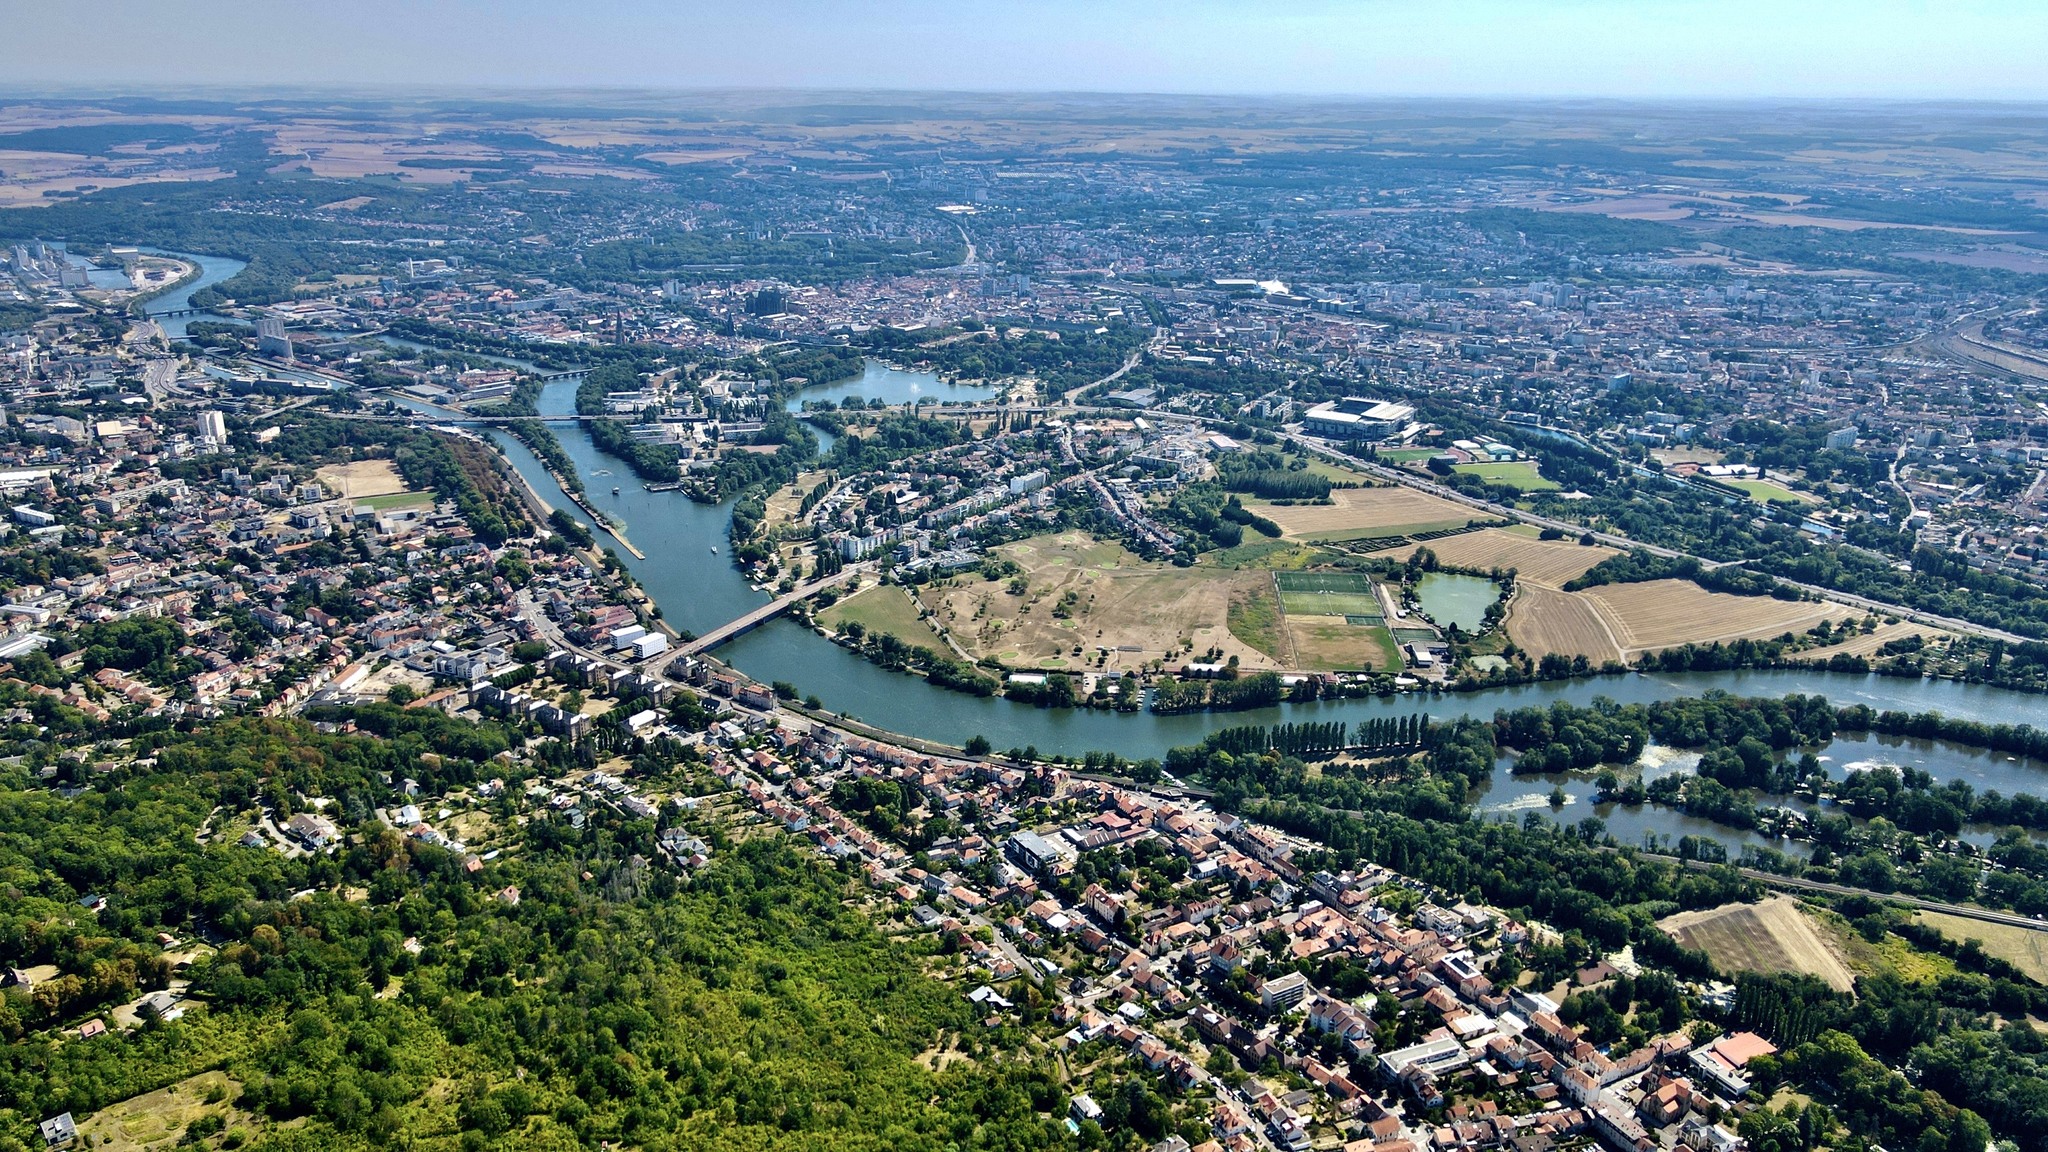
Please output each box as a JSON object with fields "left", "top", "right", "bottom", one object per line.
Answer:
{"left": 1453, "top": 461, "right": 1558, "bottom": 491}
{"left": 1726, "top": 478, "right": 1816, "bottom": 506}
{"left": 1378, "top": 447, "right": 1441, "bottom": 464}
{"left": 1279, "top": 590, "right": 1384, "bottom": 617}
{"left": 1275, "top": 571, "right": 1373, "bottom": 593}
{"left": 1301, "top": 457, "right": 1376, "bottom": 483}
{"left": 358, "top": 490, "right": 436, "bottom": 511}
{"left": 818, "top": 585, "right": 946, "bottom": 647}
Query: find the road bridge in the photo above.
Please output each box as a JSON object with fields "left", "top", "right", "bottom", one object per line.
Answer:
{"left": 656, "top": 564, "right": 871, "bottom": 663}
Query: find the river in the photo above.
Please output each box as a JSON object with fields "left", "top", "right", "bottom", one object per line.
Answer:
{"left": 388, "top": 360, "right": 2048, "bottom": 852}
{"left": 136, "top": 248, "right": 247, "bottom": 339}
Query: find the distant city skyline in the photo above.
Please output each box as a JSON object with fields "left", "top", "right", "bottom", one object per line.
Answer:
{"left": 5, "top": 0, "right": 2047, "bottom": 101}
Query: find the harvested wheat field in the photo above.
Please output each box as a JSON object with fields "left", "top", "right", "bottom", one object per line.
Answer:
{"left": 1660, "top": 897, "right": 1855, "bottom": 992}
{"left": 1503, "top": 585, "right": 1625, "bottom": 663}
{"left": 1260, "top": 485, "right": 1477, "bottom": 541}
{"left": 1368, "top": 528, "right": 1614, "bottom": 588}
{"left": 1580, "top": 580, "right": 1853, "bottom": 657}
{"left": 920, "top": 531, "right": 1279, "bottom": 671}
{"left": 316, "top": 459, "right": 408, "bottom": 499}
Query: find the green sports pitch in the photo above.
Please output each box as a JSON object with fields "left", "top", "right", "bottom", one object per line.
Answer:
{"left": 1275, "top": 571, "right": 1383, "bottom": 617}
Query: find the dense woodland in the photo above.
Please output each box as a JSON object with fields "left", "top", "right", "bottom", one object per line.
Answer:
{"left": 0, "top": 714, "right": 1071, "bottom": 1152}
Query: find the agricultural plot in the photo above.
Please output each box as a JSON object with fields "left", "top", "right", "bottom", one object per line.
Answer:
{"left": 1502, "top": 585, "right": 1624, "bottom": 663}
{"left": 1659, "top": 897, "right": 1855, "bottom": 992}
{"left": 1581, "top": 580, "right": 1853, "bottom": 656}
{"left": 1259, "top": 485, "right": 1476, "bottom": 542}
{"left": 1794, "top": 621, "right": 1948, "bottom": 663}
{"left": 1366, "top": 528, "right": 1615, "bottom": 588}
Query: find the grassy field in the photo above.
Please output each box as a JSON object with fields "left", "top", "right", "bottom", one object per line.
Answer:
{"left": 1300, "top": 457, "right": 1377, "bottom": 484}
{"left": 1226, "top": 581, "right": 1285, "bottom": 660}
{"left": 925, "top": 531, "right": 1279, "bottom": 671}
{"left": 1453, "top": 460, "right": 1559, "bottom": 491}
{"left": 74, "top": 1071, "right": 253, "bottom": 1151}
{"left": 820, "top": 585, "right": 947, "bottom": 648}
{"left": 357, "top": 489, "right": 436, "bottom": 512}
{"left": 1279, "top": 590, "right": 1384, "bottom": 617}
{"left": 1285, "top": 614, "right": 1402, "bottom": 671}
{"left": 1273, "top": 571, "right": 1399, "bottom": 669}
{"left": 1378, "top": 447, "right": 1441, "bottom": 464}
{"left": 1658, "top": 897, "right": 1855, "bottom": 992}
{"left": 1914, "top": 910, "right": 2048, "bottom": 983}
{"left": 1726, "top": 478, "right": 1817, "bottom": 505}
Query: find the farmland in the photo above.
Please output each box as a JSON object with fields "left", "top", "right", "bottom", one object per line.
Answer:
{"left": 920, "top": 531, "right": 1280, "bottom": 670}
{"left": 1658, "top": 897, "right": 1856, "bottom": 992}
{"left": 1502, "top": 585, "right": 1625, "bottom": 663}
{"left": 1259, "top": 484, "right": 1479, "bottom": 541}
{"left": 1579, "top": 580, "right": 1853, "bottom": 656}
{"left": 1366, "top": 528, "right": 1614, "bottom": 587}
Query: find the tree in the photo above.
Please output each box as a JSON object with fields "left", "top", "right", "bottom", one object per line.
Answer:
{"left": 964, "top": 734, "right": 992, "bottom": 757}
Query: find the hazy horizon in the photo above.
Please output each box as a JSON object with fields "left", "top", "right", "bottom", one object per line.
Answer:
{"left": 5, "top": 0, "right": 2047, "bottom": 101}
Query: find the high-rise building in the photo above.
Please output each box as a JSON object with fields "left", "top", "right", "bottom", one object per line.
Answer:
{"left": 256, "top": 316, "right": 293, "bottom": 360}
{"left": 196, "top": 410, "right": 227, "bottom": 445}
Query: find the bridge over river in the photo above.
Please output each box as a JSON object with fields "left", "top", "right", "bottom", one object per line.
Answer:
{"left": 650, "top": 564, "right": 871, "bottom": 665}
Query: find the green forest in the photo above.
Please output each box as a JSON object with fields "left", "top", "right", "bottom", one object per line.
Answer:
{"left": 0, "top": 714, "right": 1071, "bottom": 1152}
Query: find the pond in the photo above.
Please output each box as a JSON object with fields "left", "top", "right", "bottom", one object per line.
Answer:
{"left": 1415, "top": 571, "right": 1499, "bottom": 634}
{"left": 784, "top": 360, "right": 999, "bottom": 412}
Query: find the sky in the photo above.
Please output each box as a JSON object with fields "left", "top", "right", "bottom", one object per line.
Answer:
{"left": 5, "top": 0, "right": 2047, "bottom": 100}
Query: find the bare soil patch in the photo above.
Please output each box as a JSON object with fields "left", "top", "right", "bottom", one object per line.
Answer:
{"left": 1659, "top": 897, "right": 1855, "bottom": 992}
{"left": 316, "top": 459, "right": 408, "bottom": 499}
